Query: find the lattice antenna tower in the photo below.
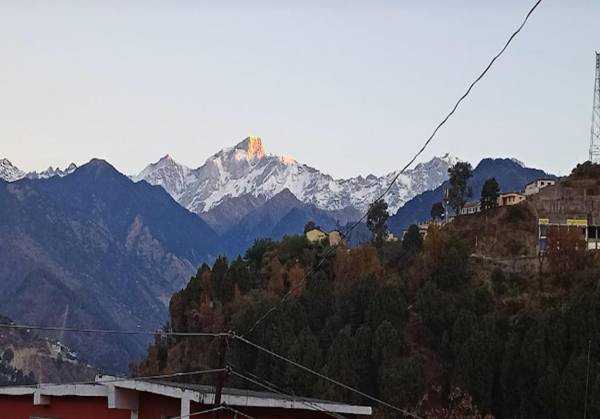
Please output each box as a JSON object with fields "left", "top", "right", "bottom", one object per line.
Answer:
{"left": 590, "top": 52, "right": 600, "bottom": 163}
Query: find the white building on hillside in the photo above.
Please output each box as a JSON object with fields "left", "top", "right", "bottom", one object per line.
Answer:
{"left": 524, "top": 179, "right": 556, "bottom": 196}
{"left": 460, "top": 201, "right": 482, "bottom": 215}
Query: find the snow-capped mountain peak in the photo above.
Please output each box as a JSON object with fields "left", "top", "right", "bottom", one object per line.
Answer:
{"left": 234, "top": 136, "right": 266, "bottom": 160}
{"left": 28, "top": 163, "right": 78, "bottom": 179}
{"left": 134, "top": 136, "right": 458, "bottom": 216}
{"left": 131, "top": 154, "right": 193, "bottom": 200}
{"left": 0, "top": 158, "right": 25, "bottom": 182}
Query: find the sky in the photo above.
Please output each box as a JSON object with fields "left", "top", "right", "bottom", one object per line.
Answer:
{"left": 1, "top": 0, "right": 599, "bottom": 178}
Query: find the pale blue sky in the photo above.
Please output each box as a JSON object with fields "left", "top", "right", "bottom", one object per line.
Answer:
{"left": 1, "top": 1, "right": 598, "bottom": 178}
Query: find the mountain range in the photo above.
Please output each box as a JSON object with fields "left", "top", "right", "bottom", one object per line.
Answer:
{"left": 2, "top": 136, "right": 457, "bottom": 253}
{"left": 0, "top": 158, "right": 77, "bottom": 182}
{"left": 131, "top": 136, "right": 456, "bottom": 223}
{"left": 0, "top": 138, "right": 555, "bottom": 374}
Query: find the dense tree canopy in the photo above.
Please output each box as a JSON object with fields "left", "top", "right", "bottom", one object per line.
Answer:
{"left": 137, "top": 200, "right": 600, "bottom": 418}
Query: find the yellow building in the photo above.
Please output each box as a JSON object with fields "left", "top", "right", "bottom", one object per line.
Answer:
{"left": 305, "top": 228, "right": 327, "bottom": 243}
{"left": 498, "top": 192, "right": 526, "bottom": 207}
{"left": 306, "top": 228, "right": 346, "bottom": 246}
{"left": 328, "top": 230, "right": 345, "bottom": 247}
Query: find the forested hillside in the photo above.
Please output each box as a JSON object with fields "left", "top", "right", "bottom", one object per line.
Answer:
{"left": 136, "top": 183, "right": 600, "bottom": 418}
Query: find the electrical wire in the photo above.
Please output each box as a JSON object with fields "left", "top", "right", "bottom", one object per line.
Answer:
{"left": 223, "top": 406, "right": 256, "bottom": 419}
{"left": 230, "top": 367, "right": 349, "bottom": 419}
{"left": 234, "top": 334, "right": 422, "bottom": 418}
{"left": 170, "top": 405, "right": 256, "bottom": 419}
{"left": 0, "top": 322, "right": 228, "bottom": 337}
{"left": 169, "top": 406, "right": 224, "bottom": 419}
{"left": 242, "top": 0, "right": 543, "bottom": 338}
{"left": 0, "top": 368, "right": 227, "bottom": 389}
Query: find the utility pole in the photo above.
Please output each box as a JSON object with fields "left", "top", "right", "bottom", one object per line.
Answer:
{"left": 443, "top": 187, "right": 450, "bottom": 224}
{"left": 589, "top": 52, "right": 600, "bottom": 163}
{"left": 584, "top": 338, "right": 592, "bottom": 419}
{"left": 212, "top": 333, "right": 229, "bottom": 418}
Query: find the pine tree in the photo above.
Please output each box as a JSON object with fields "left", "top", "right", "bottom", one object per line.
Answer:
{"left": 448, "top": 162, "right": 473, "bottom": 214}
{"left": 480, "top": 177, "right": 500, "bottom": 210}
{"left": 431, "top": 201, "right": 445, "bottom": 221}
{"left": 403, "top": 224, "right": 423, "bottom": 254}
{"left": 366, "top": 199, "right": 389, "bottom": 246}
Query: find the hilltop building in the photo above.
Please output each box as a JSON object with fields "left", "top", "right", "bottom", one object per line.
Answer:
{"left": 328, "top": 229, "right": 345, "bottom": 246}
{"left": 456, "top": 178, "right": 553, "bottom": 218}
{"left": 400, "top": 221, "right": 443, "bottom": 240}
{"left": 386, "top": 232, "right": 400, "bottom": 242}
{"left": 524, "top": 179, "right": 556, "bottom": 196}
{"left": 0, "top": 376, "right": 372, "bottom": 419}
{"left": 530, "top": 178, "right": 600, "bottom": 252}
{"left": 497, "top": 192, "right": 526, "bottom": 207}
{"left": 460, "top": 201, "right": 482, "bottom": 216}
{"left": 305, "top": 228, "right": 346, "bottom": 246}
{"left": 305, "top": 228, "right": 327, "bottom": 243}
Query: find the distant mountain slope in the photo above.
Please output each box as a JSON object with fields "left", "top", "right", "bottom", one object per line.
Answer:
{"left": 388, "top": 158, "right": 555, "bottom": 234}
{"left": 0, "top": 160, "right": 221, "bottom": 371}
{"left": 221, "top": 189, "right": 341, "bottom": 256}
{"left": 133, "top": 136, "right": 456, "bottom": 215}
{"left": 199, "top": 193, "right": 268, "bottom": 234}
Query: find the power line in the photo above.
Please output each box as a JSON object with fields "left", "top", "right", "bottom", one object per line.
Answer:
{"left": 230, "top": 367, "right": 349, "bottom": 419}
{"left": 171, "top": 405, "right": 256, "bottom": 419}
{"left": 0, "top": 323, "right": 228, "bottom": 338}
{"left": 222, "top": 406, "right": 257, "bottom": 419}
{"left": 242, "top": 0, "right": 543, "bottom": 338}
{"left": 234, "top": 334, "right": 422, "bottom": 418}
{"left": 170, "top": 406, "right": 225, "bottom": 419}
{"left": 0, "top": 368, "right": 227, "bottom": 389}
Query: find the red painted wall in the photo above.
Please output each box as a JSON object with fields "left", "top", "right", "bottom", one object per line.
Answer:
{"left": 0, "top": 394, "right": 369, "bottom": 419}
{"left": 0, "top": 395, "right": 130, "bottom": 419}
{"left": 138, "top": 392, "right": 180, "bottom": 419}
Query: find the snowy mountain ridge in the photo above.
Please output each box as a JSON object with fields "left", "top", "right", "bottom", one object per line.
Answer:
{"left": 132, "top": 136, "right": 458, "bottom": 214}
{"left": 0, "top": 159, "right": 77, "bottom": 182}
{"left": 0, "top": 158, "right": 25, "bottom": 182}
{"left": 1, "top": 136, "right": 458, "bottom": 215}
